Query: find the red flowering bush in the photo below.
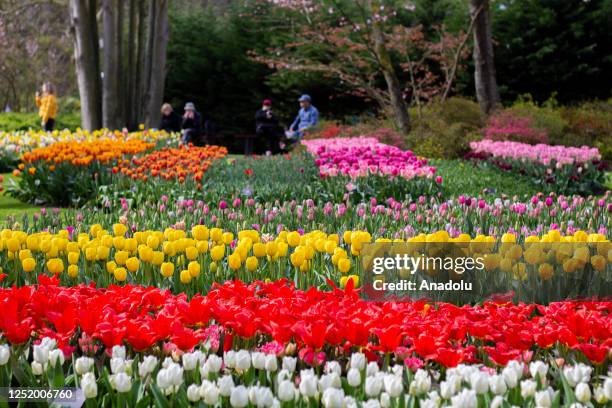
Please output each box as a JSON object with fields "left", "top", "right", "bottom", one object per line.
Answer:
{"left": 484, "top": 110, "right": 549, "bottom": 145}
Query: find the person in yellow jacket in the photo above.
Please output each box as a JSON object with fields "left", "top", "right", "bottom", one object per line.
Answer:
{"left": 35, "top": 82, "right": 57, "bottom": 131}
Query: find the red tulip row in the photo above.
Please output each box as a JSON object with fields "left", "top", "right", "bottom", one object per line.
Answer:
{"left": 0, "top": 276, "right": 610, "bottom": 367}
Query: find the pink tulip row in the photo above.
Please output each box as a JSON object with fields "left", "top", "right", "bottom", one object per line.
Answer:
{"left": 302, "top": 137, "right": 437, "bottom": 180}
{"left": 469, "top": 139, "right": 601, "bottom": 166}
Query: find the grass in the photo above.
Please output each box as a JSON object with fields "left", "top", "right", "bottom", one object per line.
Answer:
{"left": 0, "top": 173, "right": 41, "bottom": 220}
{"left": 432, "top": 159, "right": 540, "bottom": 198}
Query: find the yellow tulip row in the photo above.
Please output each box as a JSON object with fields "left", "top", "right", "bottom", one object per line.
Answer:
{"left": 0, "top": 225, "right": 609, "bottom": 288}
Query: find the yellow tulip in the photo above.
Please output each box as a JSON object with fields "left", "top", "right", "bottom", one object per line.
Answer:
{"left": 180, "top": 269, "right": 192, "bottom": 284}
{"left": 68, "top": 251, "right": 80, "bottom": 265}
{"left": 68, "top": 264, "right": 79, "bottom": 278}
{"left": 106, "top": 261, "right": 117, "bottom": 273}
{"left": 185, "top": 246, "right": 198, "bottom": 261}
{"left": 113, "top": 223, "right": 128, "bottom": 237}
{"left": 114, "top": 267, "right": 127, "bottom": 281}
{"left": 115, "top": 250, "right": 129, "bottom": 265}
{"left": 161, "top": 262, "right": 174, "bottom": 278}
{"left": 338, "top": 258, "right": 351, "bottom": 274}
{"left": 21, "top": 257, "right": 36, "bottom": 272}
{"left": 188, "top": 261, "right": 201, "bottom": 277}
{"left": 126, "top": 257, "right": 140, "bottom": 273}
{"left": 245, "top": 256, "right": 258, "bottom": 272}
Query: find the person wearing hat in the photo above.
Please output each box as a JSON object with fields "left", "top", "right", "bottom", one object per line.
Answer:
{"left": 286, "top": 94, "right": 319, "bottom": 141}
{"left": 255, "top": 99, "right": 281, "bottom": 155}
{"left": 181, "top": 102, "right": 202, "bottom": 145}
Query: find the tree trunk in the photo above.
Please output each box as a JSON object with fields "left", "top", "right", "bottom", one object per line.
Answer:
{"left": 368, "top": 1, "right": 410, "bottom": 134}
{"left": 469, "top": 0, "right": 500, "bottom": 115}
{"left": 145, "top": 0, "right": 169, "bottom": 128}
{"left": 69, "top": 0, "right": 102, "bottom": 130}
{"left": 126, "top": 0, "right": 137, "bottom": 128}
{"left": 101, "top": 0, "right": 119, "bottom": 129}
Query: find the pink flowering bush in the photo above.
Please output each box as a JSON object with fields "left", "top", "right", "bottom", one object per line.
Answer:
{"left": 468, "top": 139, "right": 606, "bottom": 195}
{"left": 483, "top": 111, "right": 549, "bottom": 144}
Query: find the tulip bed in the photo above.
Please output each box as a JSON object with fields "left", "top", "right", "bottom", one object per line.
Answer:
{"left": 0, "top": 129, "right": 610, "bottom": 407}
{"left": 468, "top": 140, "right": 607, "bottom": 195}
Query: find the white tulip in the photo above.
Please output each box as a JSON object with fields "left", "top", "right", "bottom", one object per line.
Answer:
{"left": 264, "top": 354, "right": 278, "bottom": 372}
{"left": 112, "top": 345, "right": 126, "bottom": 360}
{"left": 325, "top": 361, "right": 341, "bottom": 375}
{"left": 594, "top": 386, "right": 607, "bottom": 404}
{"left": 421, "top": 399, "right": 438, "bottom": 408}
{"left": 366, "top": 361, "right": 379, "bottom": 377}
{"left": 166, "top": 363, "right": 184, "bottom": 387}
{"left": 138, "top": 355, "right": 158, "bottom": 378}
{"left": 384, "top": 374, "right": 403, "bottom": 398}
{"left": 347, "top": 368, "right": 361, "bottom": 387}
{"left": 218, "top": 375, "right": 235, "bottom": 397}
{"left": 299, "top": 373, "right": 318, "bottom": 397}
{"left": 490, "top": 395, "right": 504, "bottom": 408}
{"left": 563, "top": 364, "right": 592, "bottom": 387}
{"left": 413, "top": 369, "right": 432, "bottom": 395}
{"left": 535, "top": 388, "right": 553, "bottom": 407}
{"left": 224, "top": 350, "right": 237, "bottom": 368}
{"left": 230, "top": 385, "right": 249, "bottom": 407}
{"left": 252, "top": 352, "right": 266, "bottom": 370}
{"left": 529, "top": 361, "right": 548, "bottom": 381}
{"left": 111, "top": 372, "right": 132, "bottom": 393}
{"left": 502, "top": 366, "right": 519, "bottom": 388}
{"left": 249, "top": 386, "right": 274, "bottom": 408}
{"left": 506, "top": 360, "right": 524, "bottom": 379}
{"left": 48, "top": 349, "right": 64, "bottom": 368}
{"left": 75, "top": 356, "right": 94, "bottom": 375}
{"left": 390, "top": 365, "right": 404, "bottom": 378}
{"left": 276, "top": 369, "right": 292, "bottom": 383}
{"left": 322, "top": 388, "right": 344, "bottom": 408}
{"left": 450, "top": 389, "right": 477, "bottom": 408}
{"left": 575, "top": 383, "right": 591, "bottom": 403}
{"left": 344, "top": 396, "right": 358, "bottom": 408}
{"left": 277, "top": 380, "right": 296, "bottom": 402}
{"left": 350, "top": 353, "right": 366, "bottom": 370}
{"left": 81, "top": 372, "right": 98, "bottom": 399}
{"left": 162, "top": 357, "right": 174, "bottom": 369}
{"left": 187, "top": 384, "right": 200, "bottom": 402}
{"left": 33, "top": 344, "right": 49, "bottom": 365}
{"left": 488, "top": 374, "right": 507, "bottom": 395}
{"left": 156, "top": 369, "right": 171, "bottom": 390}
{"left": 31, "top": 361, "right": 44, "bottom": 376}
{"left": 363, "top": 398, "right": 381, "bottom": 408}
{"left": 235, "top": 350, "right": 251, "bottom": 371}
{"left": 282, "top": 356, "right": 297, "bottom": 372}
{"left": 440, "top": 381, "right": 454, "bottom": 399}
{"left": 200, "top": 380, "right": 220, "bottom": 405}
{"left": 182, "top": 352, "right": 198, "bottom": 371}
{"left": 319, "top": 372, "right": 341, "bottom": 391}
{"left": 40, "top": 337, "right": 57, "bottom": 350}
{"left": 469, "top": 371, "right": 489, "bottom": 394}
{"left": 110, "top": 357, "right": 127, "bottom": 374}
{"left": 0, "top": 345, "right": 10, "bottom": 366}
{"left": 604, "top": 377, "right": 612, "bottom": 400}
{"left": 520, "top": 379, "right": 537, "bottom": 398}
{"left": 365, "top": 374, "right": 383, "bottom": 397}
{"left": 206, "top": 354, "right": 223, "bottom": 373}
{"left": 380, "top": 392, "right": 391, "bottom": 408}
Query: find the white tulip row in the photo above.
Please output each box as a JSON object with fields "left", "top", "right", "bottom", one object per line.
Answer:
{"left": 0, "top": 340, "right": 611, "bottom": 407}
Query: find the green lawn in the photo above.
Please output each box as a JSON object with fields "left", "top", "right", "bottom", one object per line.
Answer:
{"left": 0, "top": 173, "right": 41, "bottom": 220}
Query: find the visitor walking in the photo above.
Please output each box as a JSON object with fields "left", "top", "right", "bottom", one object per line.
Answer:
{"left": 159, "top": 103, "right": 181, "bottom": 133}
{"left": 255, "top": 99, "right": 282, "bottom": 155}
{"left": 181, "top": 102, "right": 202, "bottom": 145}
{"left": 286, "top": 94, "right": 319, "bottom": 141}
{"left": 35, "top": 82, "right": 57, "bottom": 132}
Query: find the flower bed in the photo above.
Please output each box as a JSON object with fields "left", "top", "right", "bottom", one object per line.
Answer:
{"left": 116, "top": 145, "right": 228, "bottom": 185}
{"left": 303, "top": 137, "right": 437, "bottom": 180}
{"left": 0, "top": 128, "right": 175, "bottom": 172}
{"left": 468, "top": 140, "right": 606, "bottom": 195}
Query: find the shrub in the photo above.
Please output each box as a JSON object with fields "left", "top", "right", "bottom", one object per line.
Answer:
{"left": 559, "top": 101, "right": 612, "bottom": 161}
{"left": 408, "top": 97, "right": 483, "bottom": 159}
{"left": 483, "top": 110, "right": 549, "bottom": 144}
{"left": 508, "top": 95, "right": 568, "bottom": 143}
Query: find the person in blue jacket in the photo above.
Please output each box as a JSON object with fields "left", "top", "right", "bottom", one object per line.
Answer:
{"left": 286, "top": 94, "right": 319, "bottom": 141}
